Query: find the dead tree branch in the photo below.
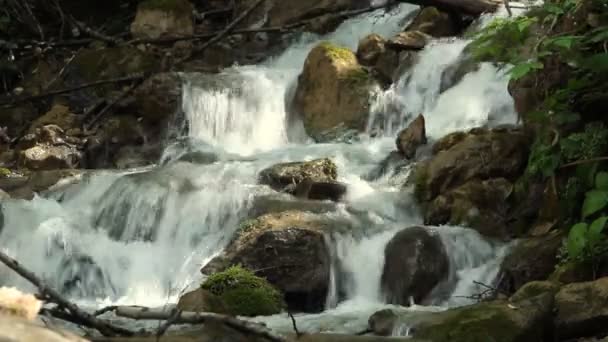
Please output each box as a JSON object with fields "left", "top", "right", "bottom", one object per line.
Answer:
{"left": 0, "top": 250, "right": 134, "bottom": 337}
{"left": 69, "top": 16, "right": 121, "bottom": 45}
{"left": 84, "top": 80, "right": 141, "bottom": 130}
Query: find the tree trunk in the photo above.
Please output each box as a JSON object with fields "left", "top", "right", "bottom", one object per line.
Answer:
{"left": 396, "top": 0, "right": 501, "bottom": 16}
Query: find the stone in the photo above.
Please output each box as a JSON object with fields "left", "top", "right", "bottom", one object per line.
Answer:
{"left": 249, "top": 194, "right": 337, "bottom": 218}
{"left": 386, "top": 31, "right": 432, "bottom": 51}
{"left": 369, "top": 309, "right": 398, "bottom": 336}
{"left": 176, "top": 288, "right": 229, "bottom": 313}
{"left": 1, "top": 169, "right": 82, "bottom": 200}
{"left": 293, "top": 178, "right": 347, "bottom": 202}
{"left": 29, "top": 104, "right": 80, "bottom": 133}
{"left": 0, "top": 104, "right": 38, "bottom": 137}
{"left": 404, "top": 7, "right": 461, "bottom": 37}
{"left": 0, "top": 314, "right": 89, "bottom": 342}
{"left": 498, "top": 230, "right": 564, "bottom": 295}
{"left": 431, "top": 131, "right": 468, "bottom": 155}
{"left": 201, "top": 211, "right": 341, "bottom": 312}
{"left": 357, "top": 34, "right": 386, "bottom": 66}
{"left": 305, "top": 13, "right": 345, "bottom": 34}
{"left": 0, "top": 287, "right": 41, "bottom": 320}
{"left": 374, "top": 50, "right": 417, "bottom": 84}
{"left": 258, "top": 158, "right": 338, "bottom": 192}
{"left": 17, "top": 125, "right": 81, "bottom": 170}
{"left": 413, "top": 126, "right": 530, "bottom": 202}
{"left": 396, "top": 114, "right": 427, "bottom": 159}
{"left": 424, "top": 178, "right": 514, "bottom": 239}
{"left": 292, "top": 42, "right": 377, "bottom": 138}
{"left": 130, "top": 0, "right": 194, "bottom": 39}
{"left": 555, "top": 277, "right": 608, "bottom": 339}
{"left": 381, "top": 226, "right": 449, "bottom": 305}
{"left": 510, "top": 281, "right": 560, "bottom": 303}
{"left": 133, "top": 72, "right": 182, "bottom": 124}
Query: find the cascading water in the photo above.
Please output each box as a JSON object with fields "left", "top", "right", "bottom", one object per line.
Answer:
{"left": 0, "top": 2, "right": 527, "bottom": 336}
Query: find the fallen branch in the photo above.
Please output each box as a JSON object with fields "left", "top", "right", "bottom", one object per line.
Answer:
{"left": 155, "top": 308, "right": 183, "bottom": 337}
{"left": 0, "top": 250, "right": 134, "bottom": 337}
{"left": 84, "top": 80, "right": 142, "bottom": 130}
{"left": 287, "top": 311, "right": 301, "bottom": 338}
{"left": 560, "top": 157, "right": 608, "bottom": 169}
{"left": 0, "top": 74, "right": 145, "bottom": 107}
{"left": 395, "top": 0, "right": 501, "bottom": 15}
{"left": 69, "top": 16, "right": 121, "bottom": 45}
{"left": 113, "top": 306, "right": 286, "bottom": 342}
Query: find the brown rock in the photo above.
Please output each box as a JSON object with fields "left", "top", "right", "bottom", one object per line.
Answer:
{"left": 405, "top": 7, "right": 461, "bottom": 37}
{"left": 176, "top": 288, "right": 228, "bottom": 314}
{"left": 0, "top": 314, "right": 88, "bottom": 342}
{"left": 293, "top": 178, "right": 347, "bottom": 202}
{"left": 258, "top": 158, "right": 337, "bottom": 192}
{"left": 555, "top": 277, "right": 608, "bottom": 340}
{"left": 29, "top": 104, "right": 80, "bottom": 133}
{"left": 396, "top": 114, "right": 427, "bottom": 159}
{"left": 130, "top": 0, "right": 194, "bottom": 39}
{"left": 357, "top": 34, "right": 386, "bottom": 66}
{"left": 387, "top": 31, "right": 432, "bottom": 51}
{"left": 133, "top": 73, "right": 182, "bottom": 124}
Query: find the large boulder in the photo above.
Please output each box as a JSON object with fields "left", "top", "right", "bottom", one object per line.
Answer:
{"left": 413, "top": 126, "right": 530, "bottom": 202}
{"left": 201, "top": 211, "right": 338, "bottom": 312}
{"left": 293, "top": 178, "right": 347, "bottom": 202}
{"left": 404, "top": 7, "right": 461, "bottom": 37}
{"left": 396, "top": 114, "right": 427, "bottom": 159}
{"left": 386, "top": 31, "right": 432, "bottom": 51}
{"left": 424, "top": 178, "right": 514, "bottom": 239}
{"left": 17, "top": 125, "right": 81, "bottom": 170}
{"left": 130, "top": 0, "right": 194, "bottom": 39}
{"left": 498, "top": 230, "right": 564, "bottom": 295}
{"left": 133, "top": 72, "right": 182, "bottom": 124}
{"left": 381, "top": 226, "right": 449, "bottom": 305}
{"left": 555, "top": 277, "right": 608, "bottom": 340}
{"left": 258, "top": 158, "right": 337, "bottom": 192}
{"left": 357, "top": 34, "right": 386, "bottom": 67}
{"left": 292, "top": 42, "right": 377, "bottom": 139}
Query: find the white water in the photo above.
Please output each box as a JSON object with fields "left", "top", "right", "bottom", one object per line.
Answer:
{"left": 0, "top": 3, "right": 524, "bottom": 336}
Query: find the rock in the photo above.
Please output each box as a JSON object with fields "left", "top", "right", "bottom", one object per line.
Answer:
{"left": 133, "top": 72, "right": 182, "bottom": 124}
{"left": 424, "top": 178, "right": 514, "bottom": 239}
{"left": 404, "top": 7, "right": 461, "bottom": 37}
{"left": 357, "top": 34, "right": 386, "bottom": 66}
{"left": 498, "top": 230, "right": 564, "bottom": 295}
{"left": 249, "top": 194, "right": 337, "bottom": 218}
{"left": 0, "top": 287, "right": 41, "bottom": 320}
{"left": 374, "top": 49, "right": 417, "bottom": 83}
{"left": 311, "top": 123, "right": 361, "bottom": 143}
{"left": 411, "top": 294, "right": 553, "bottom": 341}
{"left": 431, "top": 131, "right": 468, "bottom": 154}
{"left": 292, "top": 42, "right": 377, "bottom": 138}
{"left": 202, "top": 211, "right": 338, "bottom": 312}
{"left": 176, "top": 288, "right": 229, "bottom": 314}
{"left": 396, "top": 114, "right": 427, "bottom": 159}
{"left": 381, "top": 226, "right": 449, "bottom": 305}
{"left": 1, "top": 169, "right": 82, "bottom": 200}
{"left": 549, "top": 261, "right": 600, "bottom": 285}
{"left": 258, "top": 158, "right": 337, "bottom": 192}
{"left": 293, "top": 178, "right": 347, "bottom": 202}
{"left": 0, "top": 314, "right": 89, "bottom": 342}
{"left": 201, "top": 265, "right": 284, "bottom": 316}
{"left": 439, "top": 52, "right": 480, "bottom": 93}
{"left": 17, "top": 125, "right": 81, "bottom": 170}
{"left": 369, "top": 309, "right": 398, "bottom": 336}
{"left": 305, "top": 13, "right": 345, "bottom": 34}
{"left": 0, "top": 104, "right": 38, "bottom": 138}
{"left": 413, "top": 126, "right": 530, "bottom": 202}
{"left": 386, "top": 31, "right": 432, "bottom": 51}
{"left": 555, "top": 277, "right": 608, "bottom": 339}
{"left": 29, "top": 104, "right": 80, "bottom": 133}
{"left": 510, "top": 281, "right": 560, "bottom": 303}
{"left": 130, "top": 0, "right": 194, "bottom": 39}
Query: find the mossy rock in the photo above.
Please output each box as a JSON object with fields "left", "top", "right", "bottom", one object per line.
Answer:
{"left": 319, "top": 41, "right": 358, "bottom": 63}
{"left": 510, "top": 281, "right": 560, "bottom": 302}
{"left": 201, "top": 265, "right": 285, "bottom": 316}
{"left": 139, "top": 0, "right": 193, "bottom": 13}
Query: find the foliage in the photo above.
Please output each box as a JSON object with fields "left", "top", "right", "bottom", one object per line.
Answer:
{"left": 201, "top": 265, "right": 285, "bottom": 316}
{"left": 560, "top": 122, "right": 608, "bottom": 162}
{"left": 526, "top": 138, "right": 561, "bottom": 178}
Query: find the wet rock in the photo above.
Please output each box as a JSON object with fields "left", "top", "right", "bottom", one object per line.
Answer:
{"left": 28, "top": 104, "right": 81, "bottom": 133}
{"left": 425, "top": 178, "right": 514, "bottom": 239}
{"left": 369, "top": 309, "right": 399, "bottom": 336}
{"left": 177, "top": 288, "right": 229, "bottom": 314}
{"left": 555, "top": 277, "right": 608, "bottom": 339}
{"left": 1, "top": 169, "right": 82, "bottom": 200}
{"left": 439, "top": 52, "right": 480, "bottom": 93}
{"left": 258, "top": 158, "right": 337, "bottom": 192}
{"left": 133, "top": 72, "right": 182, "bottom": 124}
{"left": 311, "top": 123, "right": 361, "bottom": 143}
{"left": 0, "top": 314, "right": 88, "bottom": 342}
{"left": 131, "top": 0, "right": 194, "bottom": 39}
{"left": 305, "top": 13, "right": 345, "bottom": 34}
{"left": 357, "top": 34, "right": 386, "bottom": 66}
{"left": 498, "top": 230, "right": 564, "bottom": 295}
{"left": 17, "top": 125, "right": 81, "bottom": 170}
{"left": 0, "top": 189, "right": 9, "bottom": 200}
{"left": 374, "top": 49, "right": 418, "bottom": 84}
{"left": 431, "top": 130, "right": 468, "bottom": 154}
{"left": 413, "top": 126, "right": 530, "bottom": 202}
{"left": 202, "top": 211, "right": 339, "bottom": 312}
{"left": 404, "top": 7, "right": 461, "bottom": 37}
{"left": 293, "top": 178, "right": 347, "bottom": 202}
{"left": 293, "top": 42, "right": 377, "bottom": 138}
{"left": 249, "top": 194, "right": 337, "bottom": 218}
{"left": 396, "top": 114, "right": 427, "bottom": 159}
{"left": 510, "top": 280, "right": 560, "bottom": 303}
{"left": 0, "top": 287, "right": 41, "bottom": 320}
{"left": 381, "top": 226, "right": 449, "bottom": 305}
{"left": 411, "top": 294, "right": 553, "bottom": 341}
{"left": 386, "top": 31, "right": 432, "bottom": 51}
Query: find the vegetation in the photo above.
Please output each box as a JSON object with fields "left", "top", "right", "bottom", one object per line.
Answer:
{"left": 470, "top": 0, "right": 608, "bottom": 270}
{"left": 201, "top": 265, "right": 285, "bottom": 316}
{"left": 319, "top": 41, "right": 358, "bottom": 63}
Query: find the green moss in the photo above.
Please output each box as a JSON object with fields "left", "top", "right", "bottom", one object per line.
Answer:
{"left": 139, "top": 0, "right": 192, "bottom": 13}
{"left": 0, "top": 168, "right": 10, "bottom": 178}
{"left": 201, "top": 265, "right": 285, "bottom": 316}
{"left": 413, "top": 162, "right": 430, "bottom": 203}
{"left": 510, "top": 281, "right": 560, "bottom": 302}
{"left": 319, "top": 41, "right": 357, "bottom": 63}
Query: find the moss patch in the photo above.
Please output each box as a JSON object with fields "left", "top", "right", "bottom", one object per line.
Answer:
{"left": 319, "top": 41, "right": 357, "bottom": 63}
{"left": 139, "top": 0, "right": 193, "bottom": 13}
{"left": 201, "top": 265, "right": 285, "bottom": 316}
{"left": 0, "top": 168, "right": 10, "bottom": 178}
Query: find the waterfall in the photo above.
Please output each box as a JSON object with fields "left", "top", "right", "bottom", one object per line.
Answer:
{"left": 0, "top": 2, "right": 525, "bottom": 335}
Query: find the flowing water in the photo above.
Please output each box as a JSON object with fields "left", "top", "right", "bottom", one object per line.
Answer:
{"left": 0, "top": 3, "right": 528, "bottom": 337}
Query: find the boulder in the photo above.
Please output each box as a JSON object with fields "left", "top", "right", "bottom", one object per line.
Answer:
{"left": 424, "top": 178, "right": 514, "bottom": 239}
{"left": 555, "top": 277, "right": 608, "bottom": 339}
{"left": 176, "top": 288, "right": 229, "bottom": 313}
{"left": 249, "top": 194, "right": 337, "bottom": 218}
{"left": 0, "top": 315, "right": 88, "bottom": 342}
{"left": 130, "top": 0, "right": 194, "bottom": 39}
{"left": 0, "top": 104, "right": 39, "bottom": 137}
{"left": 386, "top": 31, "right": 432, "bottom": 51}
{"left": 17, "top": 125, "right": 81, "bottom": 170}
{"left": 431, "top": 131, "right": 468, "bottom": 154}
{"left": 258, "top": 158, "right": 337, "bottom": 192}
{"left": 381, "top": 226, "right": 449, "bottom": 305}
{"left": 133, "top": 72, "right": 182, "bottom": 124}
{"left": 201, "top": 211, "right": 338, "bottom": 312}
{"left": 28, "top": 104, "right": 80, "bottom": 133}
{"left": 404, "top": 7, "right": 461, "bottom": 37}
{"left": 357, "top": 34, "right": 386, "bottom": 67}
{"left": 0, "top": 169, "right": 82, "bottom": 200}
{"left": 292, "top": 42, "right": 377, "bottom": 138}
{"left": 374, "top": 49, "right": 417, "bottom": 84}
{"left": 498, "top": 230, "right": 564, "bottom": 295}
{"left": 413, "top": 126, "right": 530, "bottom": 202}
{"left": 293, "top": 178, "right": 347, "bottom": 202}
{"left": 510, "top": 280, "right": 560, "bottom": 303}
{"left": 396, "top": 114, "right": 427, "bottom": 159}
{"left": 411, "top": 294, "right": 553, "bottom": 341}
{"left": 368, "top": 309, "right": 399, "bottom": 336}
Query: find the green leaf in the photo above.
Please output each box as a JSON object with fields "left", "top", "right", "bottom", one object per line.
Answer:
{"left": 544, "top": 36, "right": 581, "bottom": 50}
{"left": 576, "top": 162, "right": 599, "bottom": 188}
{"left": 588, "top": 216, "right": 608, "bottom": 248}
{"left": 544, "top": 3, "right": 565, "bottom": 14}
{"left": 517, "top": 19, "right": 533, "bottom": 32}
{"left": 567, "top": 222, "right": 588, "bottom": 259}
{"left": 596, "top": 172, "right": 608, "bottom": 190}
{"left": 509, "top": 61, "right": 544, "bottom": 81}
{"left": 582, "top": 190, "right": 608, "bottom": 218}
{"left": 581, "top": 54, "right": 608, "bottom": 72}
{"left": 586, "top": 27, "right": 608, "bottom": 43}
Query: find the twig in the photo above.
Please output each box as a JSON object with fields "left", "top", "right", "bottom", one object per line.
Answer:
{"left": 504, "top": 0, "right": 513, "bottom": 16}
{"left": 560, "top": 157, "right": 608, "bottom": 169}
{"left": 84, "top": 81, "right": 141, "bottom": 130}
{"left": 0, "top": 250, "right": 134, "bottom": 337}
{"left": 113, "top": 306, "right": 287, "bottom": 342}
{"left": 0, "top": 74, "right": 145, "bottom": 106}
{"left": 288, "top": 311, "right": 301, "bottom": 338}
{"left": 69, "top": 16, "right": 121, "bottom": 45}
